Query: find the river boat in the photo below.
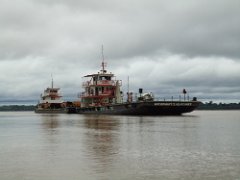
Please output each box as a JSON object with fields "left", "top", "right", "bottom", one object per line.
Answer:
{"left": 35, "top": 78, "right": 76, "bottom": 113}
{"left": 76, "top": 58, "right": 200, "bottom": 115}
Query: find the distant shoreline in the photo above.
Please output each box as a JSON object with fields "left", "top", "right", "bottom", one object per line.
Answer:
{"left": 0, "top": 105, "right": 35, "bottom": 111}
{"left": 197, "top": 102, "right": 240, "bottom": 110}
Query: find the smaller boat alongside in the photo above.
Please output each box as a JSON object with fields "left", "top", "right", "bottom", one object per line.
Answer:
{"left": 35, "top": 78, "right": 77, "bottom": 113}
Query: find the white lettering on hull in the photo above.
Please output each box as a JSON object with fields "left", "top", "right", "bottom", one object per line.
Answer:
{"left": 154, "top": 103, "right": 192, "bottom": 106}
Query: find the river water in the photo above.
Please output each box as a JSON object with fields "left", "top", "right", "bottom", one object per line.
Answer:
{"left": 0, "top": 111, "right": 240, "bottom": 180}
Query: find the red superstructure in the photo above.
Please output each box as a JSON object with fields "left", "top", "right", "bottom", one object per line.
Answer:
{"left": 80, "top": 60, "right": 122, "bottom": 107}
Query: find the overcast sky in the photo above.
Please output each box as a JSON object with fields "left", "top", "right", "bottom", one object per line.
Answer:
{"left": 0, "top": 0, "right": 240, "bottom": 103}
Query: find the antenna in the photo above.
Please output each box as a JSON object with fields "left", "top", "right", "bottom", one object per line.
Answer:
{"left": 127, "top": 76, "right": 129, "bottom": 94}
{"left": 51, "top": 74, "right": 53, "bottom": 88}
{"left": 127, "top": 76, "right": 130, "bottom": 102}
{"left": 101, "top": 45, "right": 107, "bottom": 73}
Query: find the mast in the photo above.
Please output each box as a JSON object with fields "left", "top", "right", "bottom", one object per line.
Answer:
{"left": 51, "top": 74, "right": 53, "bottom": 88}
{"left": 127, "top": 76, "right": 130, "bottom": 102}
{"left": 127, "top": 76, "right": 129, "bottom": 95}
{"left": 101, "top": 45, "right": 106, "bottom": 73}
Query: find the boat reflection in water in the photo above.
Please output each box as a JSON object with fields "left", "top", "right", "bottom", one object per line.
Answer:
{"left": 13, "top": 112, "right": 240, "bottom": 180}
{"left": 82, "top": 115, "right": 121, "bottom": 174}
{"left": 83, "top": 115, "right": 120, "bottom": 130}
{"left": 41, "top": 114, "right": 60, "bottom": 130}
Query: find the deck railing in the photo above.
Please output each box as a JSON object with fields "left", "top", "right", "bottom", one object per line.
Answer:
{"left": 82, "top": 80, "right": 116, "bottom": 87}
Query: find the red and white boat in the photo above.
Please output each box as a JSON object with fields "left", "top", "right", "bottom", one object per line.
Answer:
{"left": 76, "top": 58, "right": 200, "bottom": 115}
{"left": 35, "top": 78, "right": 67, "bottom": 113}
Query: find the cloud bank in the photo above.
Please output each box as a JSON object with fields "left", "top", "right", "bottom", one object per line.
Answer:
{"left": 0, "top": 0, "right": 240, "bottom": 103}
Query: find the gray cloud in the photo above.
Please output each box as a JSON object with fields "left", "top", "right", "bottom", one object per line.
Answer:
{"left": 0, "top": 0, "right": 240, "bottom": 103}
